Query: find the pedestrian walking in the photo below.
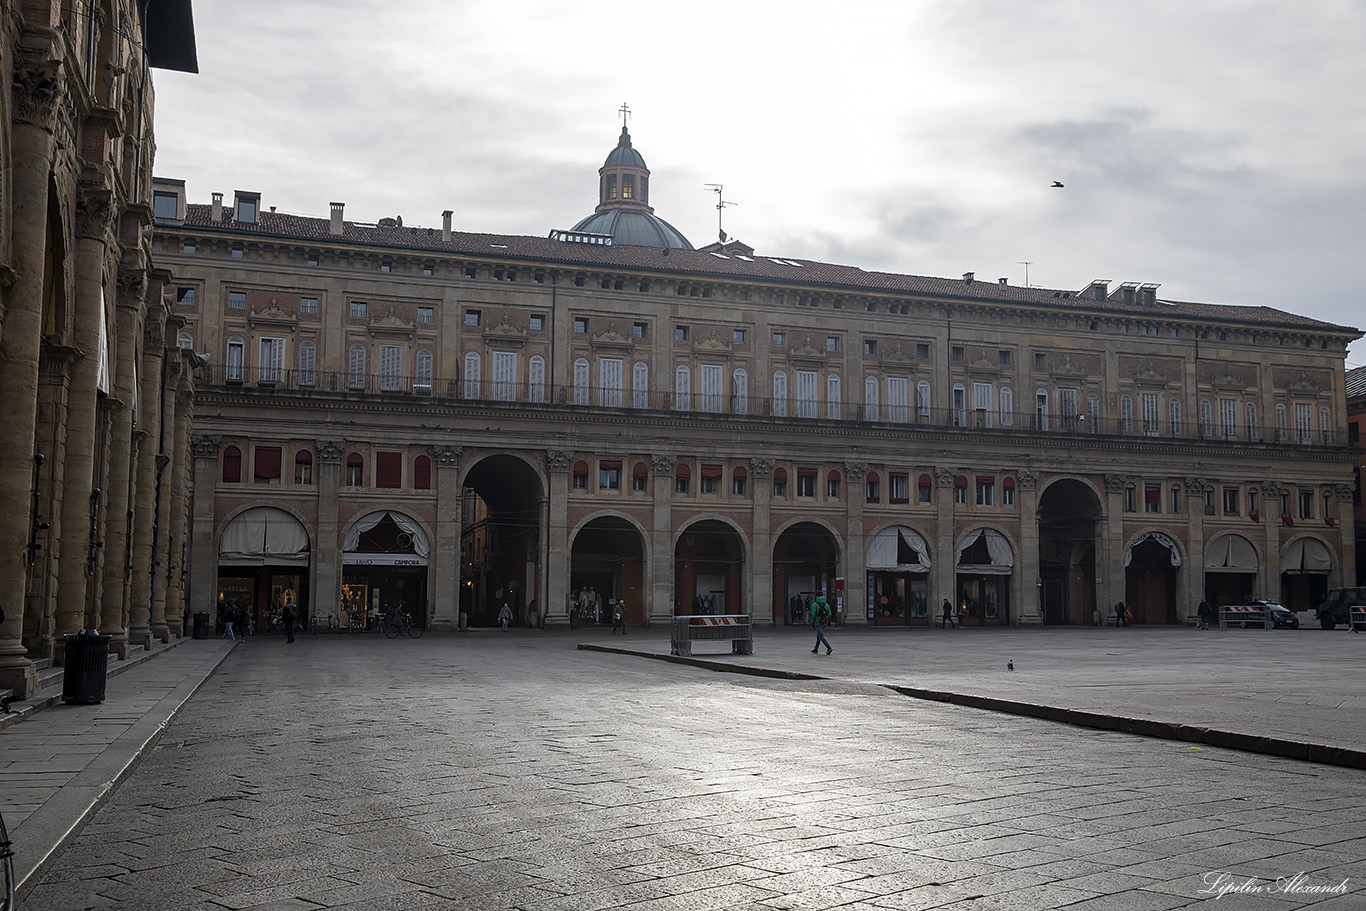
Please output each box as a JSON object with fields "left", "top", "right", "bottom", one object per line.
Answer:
{"left": 612, "top": 601, "right": 627, "bottom": 635}
{"left": 941, "top": 598, "right": 956, "bottom": 629}
{"left": 1114, "top": 601, "right": 1128, "bottom": 627}
{"left": 1197, "top": 599, "right": 1212, "bottom": 630}
{"left": 283, "top": 599, "right": 297, "bottom": 643}
{"left": 498, "top": 602, "right": 513, "bottom": 631}
{"left": 222, "top": 605, "right": 236, "bottom": 641}
{"left": 811, "top": 594, "right": 833, "bottom": 655}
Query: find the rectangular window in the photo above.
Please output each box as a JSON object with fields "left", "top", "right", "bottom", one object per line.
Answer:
{"left": 827, "top": 478, "right": 840, "bottom": 499}
{"left": 954, "top": 485, "right": 967, "bottom": 505}
{"left": 632, "top": 473, "right": 647, "bottom": 492}
{"left": 599, "top": 463, "right": 621, "bottom": 491}
{"left": 1223, "top": 487, "right": 1240, "bottom": 515}
{"left": 1002, "top": 485, "right": 1015, "bottom": 506}
{"left": 675, "top": 476, "right": 689, "bottom": 494}
{"left": 1142, "top": 393, "right": 1160, "bottom": 436}
{"left": 951, "top": 346, "right": 964, "bottom": 363}
{"left": 1220, "top": 399, "right": 1238, "bottom": 440}
{"left": 633, "top": 321, "right": 647, "bottom": 338}
{"left": 773, "top": 478, "right": 786, "bottom": 497}
{"left": 675, "top": 325, "right": 689, "bottom": 342}
{"left": 417, "top": 306, "right": 433, "bottom": 323}
{"left": 772, "top": 332, "right": 785, "bottom": 347}
{"left": 465, "top": 309, "right": 481, "bottom": 326}
{"left": 528, "top": 315, "right": 545, "bottom": 332}
{"left": 236, "top": 197, "right": 257, "bottom": 223}
{"left": 887, "top": 377, "right": 909, "bottom": 423}
{"left": 866, "top": 479, "right": 879, "bottom": 502}
{"left": 1035, "top": 353, "right": 1047, "bottom": 370}
{"left": 226, "top": 340, "right": 244, "bottom": 382}
{"left": 701, "top": 475, "right": 718, "bottom": 494}
{"left": 1248, "top": 490, "right": 1259, "bottom": 516}
{"left": 376, "top": 452, "right": 402, "bottom": 489}
{"left": 1146, "top": 484, "right": 1161, "bottom": 513}
{"left": 796, "top": 471, "right": 816, "bottom": 498}
{"left": 1299, "top": 491, "right": 1313, "bottom": 519}
{"left": 889, "top": 474, "right": 909, "bottom": 503}
{"left": 864, "top": 339, "right": 878, "bottom": 356}
{"left": 973, "top": 383, "right": 993, "bottom": 428}
{"left": 918, "top": 477, "right": 932, "bottom": 504}
{"left": 177, "top": 287, "right": 196, "bottom": 306}
{"left": 998, "top": 350, "right": 1011, "bottom": 366}
{"left": 916, "top": 343, "right": 930, "bottom": 358}
{"left": 492, "top": 351, "right": 517, "bottom": 402}
{"left": 299, "top": 296, "right": 318, "bottom": 314}
{"left": 1125, "top": 487, "right": 1137, "bottom": 512}
{"left": 575, "top": 317, "right": 589, "bottom": 334}
{"left": 253, "top": 447, "right": 281, "bottom": 482}
{"left": 258, "top": 337, "right": 285, "bottom": 383}
{"left": 351, "top": 301, "right": 368, "bottom": 319}
{"left": 826, "top": 336, "right": 838, "bottom": 352}
{"left": 153, "top": 191, "right": 178, "bottom": 220}
{"left": 1170, "top": 487, "right": 1182, "bottom": 513}
{"left": 573, "top": 469, "right": 587, "bottom": 490}
{"left": 307, "top": 252, "right": 319, "bottom": 266}
{"left": 732, "top": 329, "right": 747, "bottom": 344}
{"left": 1295, "top": 403, "right": 1312, "bottom": 444}
{"left": 976, "top": 479, "right": 994, "bottom": 506}
{"left": 295, "top": 458, "right": 312, "bottom": 486}
{"left": 599, "top": 357, "right": 623, "bottom": 408}
{"left": 733, "top": 476, "right": 747, "bottom": 496}
{"left": 796, "top": 371, "right": 818, "bottom": 419}
{"left": 183, "top": 242, "right": 196, "bottom": 255}
{"left": 228, "top": 291, "right": 246, "bottom": 309}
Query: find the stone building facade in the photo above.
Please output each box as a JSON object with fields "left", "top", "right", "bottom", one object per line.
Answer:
{"left": 0, "top": 1, "right": 196, "bottom": 698}
{"left": 151, "top": 127, "right": 1360, "bottom": 634}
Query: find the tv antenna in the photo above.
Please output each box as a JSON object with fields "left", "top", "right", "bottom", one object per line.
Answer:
{"left": 704, "top": 184, "right": 736, "bottom": 243}
{"left": 1017, "top": 261, "right": 1033, "bottom": 288}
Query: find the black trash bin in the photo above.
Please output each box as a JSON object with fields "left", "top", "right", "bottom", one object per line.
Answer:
{"left": 62, "top": 631, "right": 111, "bottom": 705}
{"left": 193, "top": 611, "right": 210, "bottom": 640}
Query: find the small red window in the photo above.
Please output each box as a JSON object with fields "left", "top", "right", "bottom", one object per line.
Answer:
{"left": 222, "top": 446, "right": 241, "bottom": 483}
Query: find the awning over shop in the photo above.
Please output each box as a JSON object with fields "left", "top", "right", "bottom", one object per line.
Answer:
{"left": 1124, "top": 531, "right": 1182, "bottom": 567}
{"left": 956, "top": 528, "right": 1013, "bottom": 575}
{"left": 1281, "top": 537, "right": 1332, "bottom": 574}
{"left": 866, "top": 526, "right": 931, "bottom": 572}
{"left": 218, "top": 507, "right": 310, "bottom": 566}
{"left": 343, "top": 510, "right": 430, "bottom": 562}
{"left": 1204, "top": 534, "right": 1258, "bottom": 573}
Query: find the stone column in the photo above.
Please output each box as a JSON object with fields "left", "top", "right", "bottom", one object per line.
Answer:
{"left": 1262, "top": 484, "right": 1283, "bottom": 601}
{"left": 1102, "top": 473, "right": 1127, "bottom": 617}
{"left": 128, "top": 330, "right": 167, "bottom": 650}
{"left": 144, "top": 357, "right": 182, "bottom": 650}
{"left": 161, "top": 380, "right": 194, "bottom": 638}
{"left": 187, "top": 434, "right": 221, "bottom": 625}
{"left": 1016, "top": 470, "right": 1042, "bottom": 624}
{"left": 545, "top": 449, "right": 572, "bottom": 627}
{"left": 0, "top": 35, "right": 64, "bottom": 699}
{"left": 429, "top": 445, "right": 461, "bottom": 630}
{"left": 52, "top": 189, "right": 116, "bottom": 659}
{"left": 315, "top": 440, "right": 346, "bottom": 621}
{"left": 1334, "top": 484, "right": 1356, "bottom": 590}
{"left": 933, "top": 466, "right": 956, "bottom": 612}
{"left": 1186, "top": 476, "right": 1208, "bottom": 614}
{"left": 749, "top": 458, "right": 774, "bottom": 624}
{"left": 97, "top": 275, "right": 145, "bottom": 650}
{"left": 842, "top": 462, "right": 867, "bottom": 626}
{"left": 647, "top": 453, "right": 676, "bottom": 626}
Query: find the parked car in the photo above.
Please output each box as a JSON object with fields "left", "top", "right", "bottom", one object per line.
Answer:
{"left": 1226, "top": 599, "right": 1299, "bottom": 629}
{"left": 1313, "top": 587, "right": 1366, "bottom": 630}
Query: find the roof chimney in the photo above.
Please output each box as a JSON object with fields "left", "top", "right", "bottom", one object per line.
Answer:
{"left": 210, "top": 192, "right": 223, "bottom": 223}
{"left": 442, "top": 209, "right": 453, "bottom": 242}
{"left": 962, "top": 272, "right": 975, "bottom": 284}
{"left": 998, "top": 278, "right": 1008, "bottom": 288}
{"left": 329, "top": 202, "right": 344, "bottom": 236}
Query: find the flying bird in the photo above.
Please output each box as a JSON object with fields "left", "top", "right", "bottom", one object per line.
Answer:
{"left": 1051, "top": 181, "right": 1064, "bottom": 188}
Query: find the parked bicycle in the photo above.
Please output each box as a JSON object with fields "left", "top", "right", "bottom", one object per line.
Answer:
{"left": 309, "top": 613, "right": 339, "bottom": 634}
{"left": 383, "top": 610, "right": 423, "bottom": 639}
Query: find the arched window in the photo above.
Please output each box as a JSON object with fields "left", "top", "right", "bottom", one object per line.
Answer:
{"left": 1120, "top": 395, "right": 1134, "bottom": 433}
{"left": 463, "top": 351, "right": 481, "bottom": 399}
{"left": 952, "top": 383, "right": 966, "bottom": 427}
{"left": 732, "top": 367, "right": 748, "bottom": 414}
{"left": 1169, "top": 398, "right": 1183, "bottom": 436}
{"left": 414, "top": 455, "right": 431, "bottom": 490}
{"left": 1275, "top": 403, "right": 1288, "bottom": 441}
{"left": 348, "top": 344, "right": 366, "bottom": 389}
{"left": 178, "top": 330, "right": 193, "bottom": 350}
{"left": 999, "top": 386, "right": 1013, "bottom": 426}
{"left": 826, "top": 374, "right": 841, "bottom": 420}
{"left": 1245, "top": 401, "right": 1258, "bottom": 441}
{"left": 529, "top": 355, "right": 546, "bottom": 403}
{"left": 1199, "top": 399, "right": 1213, "bottom": 438}
{"left": 298, "top": 340, "right": 317, "bottom": 386}
{"left": 772, "top": 371, "right": 787, "bottom": 417}
{"left": 346, "top": 453, "right": 364, "bottom": 487}
{"left": 570, "top": 358, "right": 588, "bottom": 405}
{"left": 226, "top": 336, "right": 245, "bottom": 382}
{"left": 415, "top": 348, "right": 433, "bottom": 387}
{"left": 1320, "top": 406, "right": 1332, "bottom": 444}
{"left": 916, "top": 380, "right": 931, "bottom": 419}
{"left": 222, "top": 445, "right": 241, "bottom": 483}
{"left": 864, "top": 376, "right": 879, "bottom": 420}
{"left": 674, "top": 365, "right": 691, "bottom": 410}
{"left": 294, "top": 449, "right": 313, "bottom": 485}
{"left": 632, "top": 361, "right": 648, "bottom": 409}
{"left": 1035, "top": 389, "right": 1049, "bottom": 431}
{"left": 1088, "top": 392, "right": 1101, "bottom": 433}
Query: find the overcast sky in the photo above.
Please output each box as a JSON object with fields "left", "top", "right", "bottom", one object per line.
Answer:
{"left": 153, "top": 0, "right": 1365, "bottom": 367}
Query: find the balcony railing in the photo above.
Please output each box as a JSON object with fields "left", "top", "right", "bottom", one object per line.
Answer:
{"left": 193, "top": 364, "right": 1342, "bottom": 447}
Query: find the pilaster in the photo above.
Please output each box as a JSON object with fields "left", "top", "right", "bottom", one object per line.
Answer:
{"left": 842, "top": 462, "right": 867, "bottom": 626}
{"left": 1016, "top": 470, "right": 1042, "bottom": 624}
{"left": 315, "top": 439, "right": 346, "bottom": 621}
{"left": 648, "top": 452, "right": 676, "bottom": 625}
{"left": 545, "top": 449, "right": 572, "bottom": 627}
{"left": 750, "top": 458, "right": 773, "bottom": 624}
{"left": 429, "top": 444, "right": 462, "bottom": 630}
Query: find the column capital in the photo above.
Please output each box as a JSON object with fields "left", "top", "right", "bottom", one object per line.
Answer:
{"left": 191, "top": 434, "right": 221, "bottom": 459}
{"left": 934, "top": 466, "right": 956, "bottom": 488}
{"left": 843, "top": 463, "right": 867, "bottom": 482}
{"left": 430, "top": 444, "right": 461, "bottom": 467}
{"left": 13, "top": 49, "right": 64, "bottom": 130}
{"left": 76, "top": 184, "right": 116, "bottom": 240}
{"left": 649, "top": 453, "right": 676, "bottom": 474}
{"left": 546, "top": 449, "right": 573, "bottom": 472}
{"left": 1103, "top": 473, "right": 1128, "bottom": 493}
{"left": 1016, "top": 469, "right": 1038, "bottom": 491}
{"left": 317, "top": 440, "right": 347, "bottom": 463}
{"left": 749, "top": 457, "right": 774, "bottom": 479}
{"left": 1185, "top": 476, "right": 1209, "bottom": 493}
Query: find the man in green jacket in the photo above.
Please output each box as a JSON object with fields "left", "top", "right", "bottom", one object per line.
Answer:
{"left": 811, "top": 595, "right": 833, "bottom": 655}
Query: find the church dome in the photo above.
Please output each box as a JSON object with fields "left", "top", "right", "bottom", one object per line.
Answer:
{"left": 571, "top": 209, "right": 693, "bottom": 249}
{"left": 566, "top": 123, "right": 693, "bottom": 249}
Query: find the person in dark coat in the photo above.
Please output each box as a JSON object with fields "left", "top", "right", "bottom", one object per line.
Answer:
{"left": 941, "top": 599, "right": 956, "bottom": 629}
{"left": 1197, "top": 599, "right": 1212, "bottom": 630}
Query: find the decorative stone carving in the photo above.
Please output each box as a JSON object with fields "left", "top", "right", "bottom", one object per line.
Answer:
{"left": 1286, "top": 372, "right": 1322, "bottom": 394}
{"left": 116, "top": 268, "right": 147, "bottom": 310}
{"left": 649, "top": 453, "right": 677, "bottom": 474}
{"left": 487, "top": 311, "right": 528, "bottom": 347}
{"left": 316, "top": 440, "right": 346, "bottom": 462}
{"left": 934, "top": 467, "right": 956, "bottom": 488}
{"left": 1212, "top": 372, "right": 1249, "bottom": 391}
{"left": 749, "top": 458, "right": 774, "bottom": 479}
{"left": 875, "top": 343, "right": 917, "bottom": 368}
{"left": 190, "top": 434, "right": 221, "bottom": 458}
{"left": 1016, "top": 470, "right": 1038, "bottom": 491}
{"left": 588, "top": 322, "right": 630, "bottom": 352}
{"left": 693, "top": 331, "right": 732, "bottom": 357}
{"left": 14, "top": 55, "right": 65, "bottom": 129}
{"left": 1334, "top": 484, "right": 1354, "bottom": 501}
{"left": 1103, "top": 473, "right": 1129, "bottom": 492}
{"left": 1185, "top": 477, "right": 1209, "bottom": 493}
{"left": 1050, "top": 355, "right": 1087, "bottom": 379}
{"left": 76, "top": 185, "right": 116, "bottom": 240}
{"left": 1260, "top": 480, "right": 1282, "bottom": 497}
{"left": 429, "top": 445, "right": 460, "bottom": 467}
{"left": 843, "top": 463, "right": 867, "bottom": 482}
{"left": 1133, "top": 363, "right": 1172, "bottom": 387}
{"left": 545, "top": 449, "right": 573, "bottom": 472}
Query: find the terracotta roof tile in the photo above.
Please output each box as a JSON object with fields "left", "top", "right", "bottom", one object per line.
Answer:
{"left": 177, "top": 205, "right": 1359, "bottom": 335}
